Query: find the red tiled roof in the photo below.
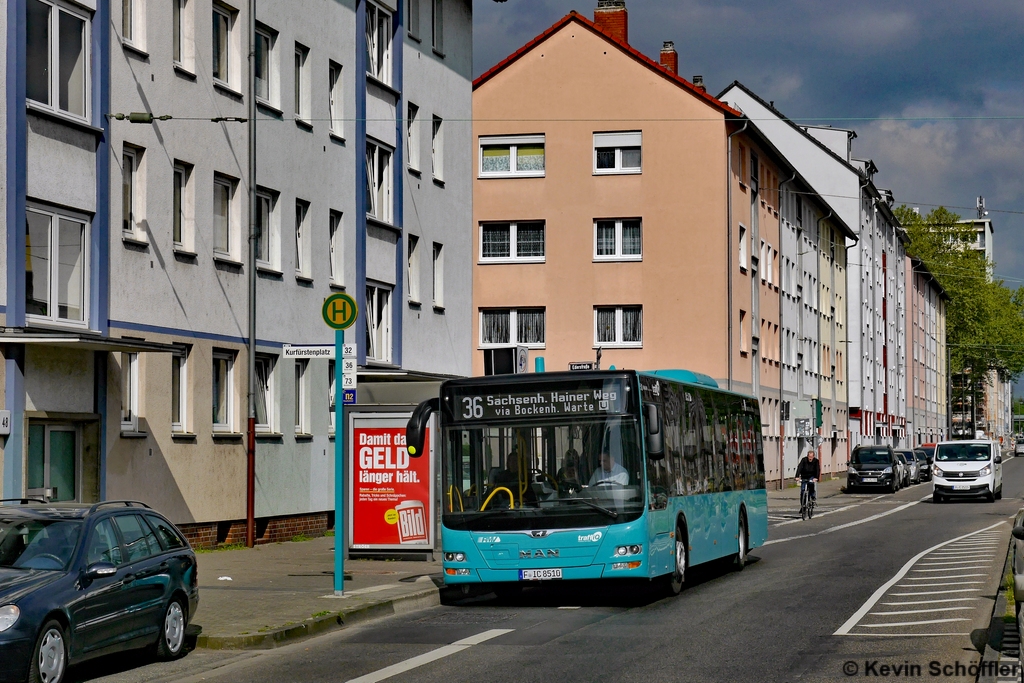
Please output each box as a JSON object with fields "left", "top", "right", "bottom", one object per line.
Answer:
{"left": 473, "top": 10, "right": 742, "bottom": 118}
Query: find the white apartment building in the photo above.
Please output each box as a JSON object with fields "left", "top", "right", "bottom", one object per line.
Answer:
{"left": 2, "top": 0, "right": 473, "bottom": 546}
{"left": 720, "top": 82, "right": 911, "bottom": 450}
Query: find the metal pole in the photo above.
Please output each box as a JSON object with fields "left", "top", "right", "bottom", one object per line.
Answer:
{"left": 334, "top": 328, "right": 345, "bottom": 595}
{"left": 946, "top": 342, "right": 951, "bottom": 439}
{"left": 245, "top": 0, "right": 257, "bottom": 548}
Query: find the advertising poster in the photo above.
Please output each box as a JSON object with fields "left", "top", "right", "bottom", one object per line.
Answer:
{"left": 349, "top": 414, "right": 433, "bottom": 550}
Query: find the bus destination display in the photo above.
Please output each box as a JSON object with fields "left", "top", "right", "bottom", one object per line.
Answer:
{"left": 450, "top": 380, "right": 628, "bottom": 421}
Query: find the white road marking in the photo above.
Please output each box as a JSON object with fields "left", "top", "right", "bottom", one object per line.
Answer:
{"left": 770, "top": 504, "right": 860, "bottom": 527}
{"left": 345, "top": 629, "right": 514, "bottom": 683}
{"left": 881, "top": 598, "right": 980, "bottom": 605}
{"left": 919, "top": 559, "right": 997, "bottom": 566}
{"left": 897, "top": 581, "right": 986, "bottom": 587}
{"left": 860, "top": 618, "right": 971, "bottom": 628}
{"left": 869, "top": 606, "right": 975, "bottom": 616}
{"left": 765, "top": 498, "right": 927, "bottom": 545}
{"left": 911, "top": 566, "right": 990, "bottom": 572}
{"left": 557, "top": 606, "right": 581, "bottom": 610}
{"left": 902, "top": 575, "right": 987, "bottom": 580}
{"left": 833, "top": 522, "right": 1004, "bottom": 636}
{"left": 890, "top": 589, "right": 983, "bottom": 596}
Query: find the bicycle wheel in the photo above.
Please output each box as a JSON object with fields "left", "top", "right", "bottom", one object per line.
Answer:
{"left": 800, "top": 488, "right": 808, "bottom": 520}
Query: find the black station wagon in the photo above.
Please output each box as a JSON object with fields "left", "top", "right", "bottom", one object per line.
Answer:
{"left": 0, "top": 500, "right": 198, "bottom": 683}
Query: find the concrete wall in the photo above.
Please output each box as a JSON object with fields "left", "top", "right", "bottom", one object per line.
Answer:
{"left": 473, "top": 23, "right": 730, "bottom": 376}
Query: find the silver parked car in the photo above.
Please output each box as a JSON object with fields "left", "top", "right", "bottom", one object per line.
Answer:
{"left": 895, "top": 449, "right": 920, "bottom": 485}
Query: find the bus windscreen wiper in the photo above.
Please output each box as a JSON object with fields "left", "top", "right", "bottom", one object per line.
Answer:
{"left": 562, "top": 498, "right": 618, "bottom": 519}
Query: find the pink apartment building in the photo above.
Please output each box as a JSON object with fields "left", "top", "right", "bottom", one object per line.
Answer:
{"left": 472, "top": 1, "right": 851, "bottom": 482}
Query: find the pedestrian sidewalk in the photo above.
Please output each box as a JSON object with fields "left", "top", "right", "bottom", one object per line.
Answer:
{"left": 192, "top": 536, "right": 442, "bottom": 649}
{"left": 767, "top": 476, "right": 847, "bottom": 502}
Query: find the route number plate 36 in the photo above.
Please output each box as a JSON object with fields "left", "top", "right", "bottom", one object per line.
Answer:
{"left": 520, "top": 568, "right": 562, "bottom": 581}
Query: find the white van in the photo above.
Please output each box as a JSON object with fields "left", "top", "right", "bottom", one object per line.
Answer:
{"left": 932, "top": 440, "right": 1002, "bottom": 503}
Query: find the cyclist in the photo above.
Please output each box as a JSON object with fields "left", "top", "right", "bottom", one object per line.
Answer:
{"left": 795, "top": 449, "right": 820, "bottom": 516}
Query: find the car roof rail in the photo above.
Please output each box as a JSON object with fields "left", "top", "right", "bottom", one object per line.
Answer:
{"left": 88, "top": 500, "right": 153, "bottom": 514}
{"left": 0, "top": 497, "right": 51, "bottom": 505}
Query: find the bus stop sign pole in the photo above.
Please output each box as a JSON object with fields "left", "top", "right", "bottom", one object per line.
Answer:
{"left": 323, "top": 293, "right": 358, "bottom": 595}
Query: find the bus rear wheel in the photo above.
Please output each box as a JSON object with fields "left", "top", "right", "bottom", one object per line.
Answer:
{"left": 666, "top": 524, "right": 687, "bottom": 596}
{"left": 734, "top": 512, "right": 748, "bottom": 570}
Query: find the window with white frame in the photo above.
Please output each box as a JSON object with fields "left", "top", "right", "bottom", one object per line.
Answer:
{"left": 366, "top": 283, "right": 392, "bottom": 363}
{"left": 432, "top": 242, "right": 444, "bottom": 308}
{"left": 329, "top": 61, "right": 343, "bottom": 136}
{"left": 172, "top": 161, "right": 193, "bottom": 250}
{"left": 594, "top": 218, "right": 641, "bottom": 260}
{"left": 431, "top": 115, "right": 444, "bottom": 181}
{"left": 27, "top": 0, "right": 90, "bottom": 120}
{"left": 478, "top": 135, "right": 545, "bottom": 178}
{"left": 122, "top": 146, "right": 141, "bottom": 237}
{"left": 294, "top": 359, "right": 309, "bottom": 435}
{"left": 295, "top": 200, "right": 309, "bottom": 277}
{"left": 595, "top": 306, "right": 642, "bottom": 347}
{"left": 408, "top": 234, "right": 421, "bottom": 302}
{"left": 407, "top": 0, "right": 420, "bottom": 38}
{"left": 171, "top": 349, "right": 188, "bottom": 433}
{"left": 213, "top": 174, "right": 235, "bottom": 258}
{"left": 738, "top": 224, "right": 747, "bottom": 270}
{"left": 294, "top": 42, "right": 310, "bottom": 122}
{"left": 212, "top": 351, "right": 234, "bottom": 431}
{"left": 480, "top": 308, "right": 545, "bottom": 348}
{"left": 254, "top": 189, "right": 275, "bottom": 268}
{"left": 121, "top": 0, "right": 145, "bottom": 50}
{"left": 594, "top": 131, "right": 641, "bottom": 174}
{"left": 212, "top": 4, "right": 232, "bottom": 85}
{"left": 365, "top": 140, "right": 393, "bottom": 223}
{"left": 172, "top": 0, "right": 187, "bottom": 66}
{"left": 329, "top": 210, "right": 343, "bottom": 285}
{"left": 254, "top": 354, "right": 275, "bottom": 433}
{"left": 480, "top": 221, "right": 544, "bottom": 262}
{"left": 407, "top": 102, "right": 420, "bottom": 171}
{"left": 328, "top": 360, "right": 336, "bottom": 433}
{"left": 26, "top": 206, "right": 89, "bottom": 325}
{"left": 431, "top": 0, "right": 443, "bottom": 53}
{"left": 120, "top": 352, "right": 139, "bottom": 432}
{"left": 365, "top": 2, "right": 391, "bottom": 85}
{"left": 254, "top": 26, "right": 274, "bottom": 104}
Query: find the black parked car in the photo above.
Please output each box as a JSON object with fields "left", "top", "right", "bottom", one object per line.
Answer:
{"left": 915, "top": 449, "right": 932, "bottom": 482}
{"left": 846, "top": 446, "right": 898, "bottom": 493}
{"left": 0, "top": 500, "right": 198, "bottom": 683}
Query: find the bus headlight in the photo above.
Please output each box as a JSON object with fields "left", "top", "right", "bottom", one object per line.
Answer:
{"left": 444, "top": 552, "right": 467, "bottom": 562}
{"left": 615, "top": 545, "right": 642, "bottom": 556}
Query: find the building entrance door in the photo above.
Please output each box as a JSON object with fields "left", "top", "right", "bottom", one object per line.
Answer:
{"left": 27, "top": 424, "right": 79, "bottom": 502}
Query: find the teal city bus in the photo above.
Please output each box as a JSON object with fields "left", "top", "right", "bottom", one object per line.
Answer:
{"left": 405, "top": 369, "right": 768, "bottom": 595}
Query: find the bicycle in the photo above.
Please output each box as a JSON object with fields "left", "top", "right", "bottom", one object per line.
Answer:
{"left": 799, "top": 478, "right": 817, "bottom": 520}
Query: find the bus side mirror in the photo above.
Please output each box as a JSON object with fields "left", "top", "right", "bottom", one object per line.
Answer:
{"left": 406, "top": 398, "right": 439, "bottom": 458}
{"left": 645, "top": 404, "right": 664, "bottom": 460}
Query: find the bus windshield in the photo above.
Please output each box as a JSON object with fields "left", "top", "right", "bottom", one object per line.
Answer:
{"left": 442, "top": 417, "right": 645, "bottom": 531}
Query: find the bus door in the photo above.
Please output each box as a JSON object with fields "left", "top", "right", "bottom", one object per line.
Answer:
{"left": 644, "top": 391, "right": 674, "bottom": 576}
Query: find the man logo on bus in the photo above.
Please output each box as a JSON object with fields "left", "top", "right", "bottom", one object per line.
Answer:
{"left": 578, "top": 532, "right": 603, "bottom": 543}
{"left": 521, "top": 549, "right": 560, "bottom": 558}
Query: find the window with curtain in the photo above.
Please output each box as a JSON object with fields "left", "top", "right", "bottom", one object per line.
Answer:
{"left": 593, "top": 131, "right": 642, "bottom": 174}
{"left": 480, "top": 309, "right": 545, "bottom": 347}
{"left": 595, "top": 306, "right": 642, "bottom": 346}
{"left": 254, "top": 355, "right": 274, "bottom": 432}
{"left": 594, "top": 219, "right": 641, "bottom": 260}
{"left": 480, "top": 221, "right": 544, "bottom": 262}
{"left": 479, "top": 135, "right": 545, "bottom": 177}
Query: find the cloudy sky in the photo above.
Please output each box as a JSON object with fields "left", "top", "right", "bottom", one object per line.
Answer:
{"left": 474, "top": 0, "right": 1024, "bottom": 277}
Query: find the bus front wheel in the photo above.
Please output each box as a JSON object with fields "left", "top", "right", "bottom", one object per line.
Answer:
{"left": 667, "top": 523, "right": 688, "bottom": 596}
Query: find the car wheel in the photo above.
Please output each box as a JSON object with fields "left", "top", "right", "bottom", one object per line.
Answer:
{"left": 29, "top": 620, "right": 67, "bottom": 683}
{"left": 734, "top": 512, "right": 748, "bottom": 570}
{"left": 155, "top": 598, "right": 188, "bottom": 660}
{"left": 997, "top": 485, "right": 1003, "bottom": 500}
{"left": 889, "top": 479, "right": 898, "bottom": 494}
{"left": 933, "top": 492, "right": 943, "bottom": 504}
{"left": 667, "top": 523, "right": 687, "bottom": 596}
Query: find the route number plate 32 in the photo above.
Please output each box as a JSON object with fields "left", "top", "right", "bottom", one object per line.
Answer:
{"left": 520, "top": 568, "right": 562, "bottom": 581}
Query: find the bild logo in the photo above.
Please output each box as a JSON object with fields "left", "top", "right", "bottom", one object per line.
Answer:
{"left": 578, "top": 532, "right": 603, "bottom": 543}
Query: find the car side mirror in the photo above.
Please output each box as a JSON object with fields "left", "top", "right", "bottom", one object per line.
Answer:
{"left": 994, "top": 455, "right": 1002, "bottom": 464}
{"left": 84, "top": 562, "right": 117, "bottom": 580}
{"left": 1013, "top": 526, "right": 1024, "bottom": 541}
{"left": 645, "top": 403, "right": 664, "bottom": 460}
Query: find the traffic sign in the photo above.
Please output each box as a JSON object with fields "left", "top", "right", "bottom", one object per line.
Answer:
{"left": 343, "top": 389, "right": 357, "bottom": 405}
{"left": 569, "top": 362, "right": 596, "bottom": 371}
{"left": 515, "top": 346, "right": 529, "bottom": 374}
{"left": 342, "top": 357, "right": 357, "bottom": 374}
{"left": 342, "top": 343, "right": 357, "bottom": 358}
{"left": 342, "top": 373, "right": 357, "bottom": 390}
{"left": 322, "top": 293, "right": 358, "bottom": 330}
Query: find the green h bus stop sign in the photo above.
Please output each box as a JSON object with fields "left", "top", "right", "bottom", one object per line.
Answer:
{"left": 323, "top": 292, "right": 358, "bottom": 595}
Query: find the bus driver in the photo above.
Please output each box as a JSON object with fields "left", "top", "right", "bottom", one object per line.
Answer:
{"left": 589, "top": 451, "right": 629, "bottom": 486}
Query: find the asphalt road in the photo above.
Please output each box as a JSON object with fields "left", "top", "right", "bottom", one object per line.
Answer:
{"left": 78, "top": 457, "right": 1024, "bottom": 683}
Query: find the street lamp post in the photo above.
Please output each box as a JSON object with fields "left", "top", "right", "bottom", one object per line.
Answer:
{"left": 246, "top": 0, "right": 257, "bottom": 548}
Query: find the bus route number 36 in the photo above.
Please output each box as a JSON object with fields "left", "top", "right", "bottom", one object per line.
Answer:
{"left": 462, "top": 397, "right": 483, "bottom": 419}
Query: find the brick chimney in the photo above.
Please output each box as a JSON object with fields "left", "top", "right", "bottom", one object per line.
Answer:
{"left": 692, "top": 75, "right": 706, "bottom": 93}
{"left": 659, "top": 41, "right": 677, "bottom": 74}
{"left": 594, "top": 0, "right": 627, "bottom": 44}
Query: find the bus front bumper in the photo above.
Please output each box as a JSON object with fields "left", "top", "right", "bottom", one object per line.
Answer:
{"left": 443, "top": 563, "right": 647, "bottom": 584}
